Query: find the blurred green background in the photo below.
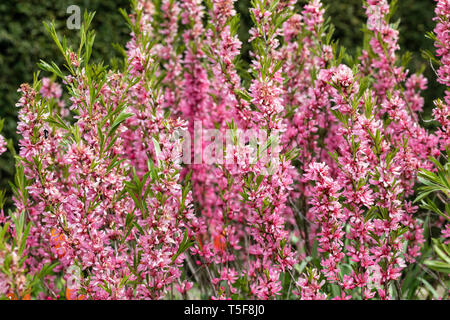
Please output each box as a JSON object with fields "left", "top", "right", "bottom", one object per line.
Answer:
{"left": 0, "top": 0, "right": 442, "bottom": 197}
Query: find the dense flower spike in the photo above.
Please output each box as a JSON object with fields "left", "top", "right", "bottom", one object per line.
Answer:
{"left": 433, "top": 0, "right": 450, "bottom": 148}
{"left": 1, "top": 0, "right": 449, "bottom": 300}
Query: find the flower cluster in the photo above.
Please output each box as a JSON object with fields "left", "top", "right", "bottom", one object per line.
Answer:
{"left": 0, "top": 135, "right": 5, "bottom": 156}
{"left": 0, "top": 0, "right": 449, "bottom": 300}
{"left": 433, "top": 0, "right": 450, "bottom": 148}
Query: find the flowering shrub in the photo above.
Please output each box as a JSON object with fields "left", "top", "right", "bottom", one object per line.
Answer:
{"left": 0, "top": 0, "right": 449, "bottom": 300}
